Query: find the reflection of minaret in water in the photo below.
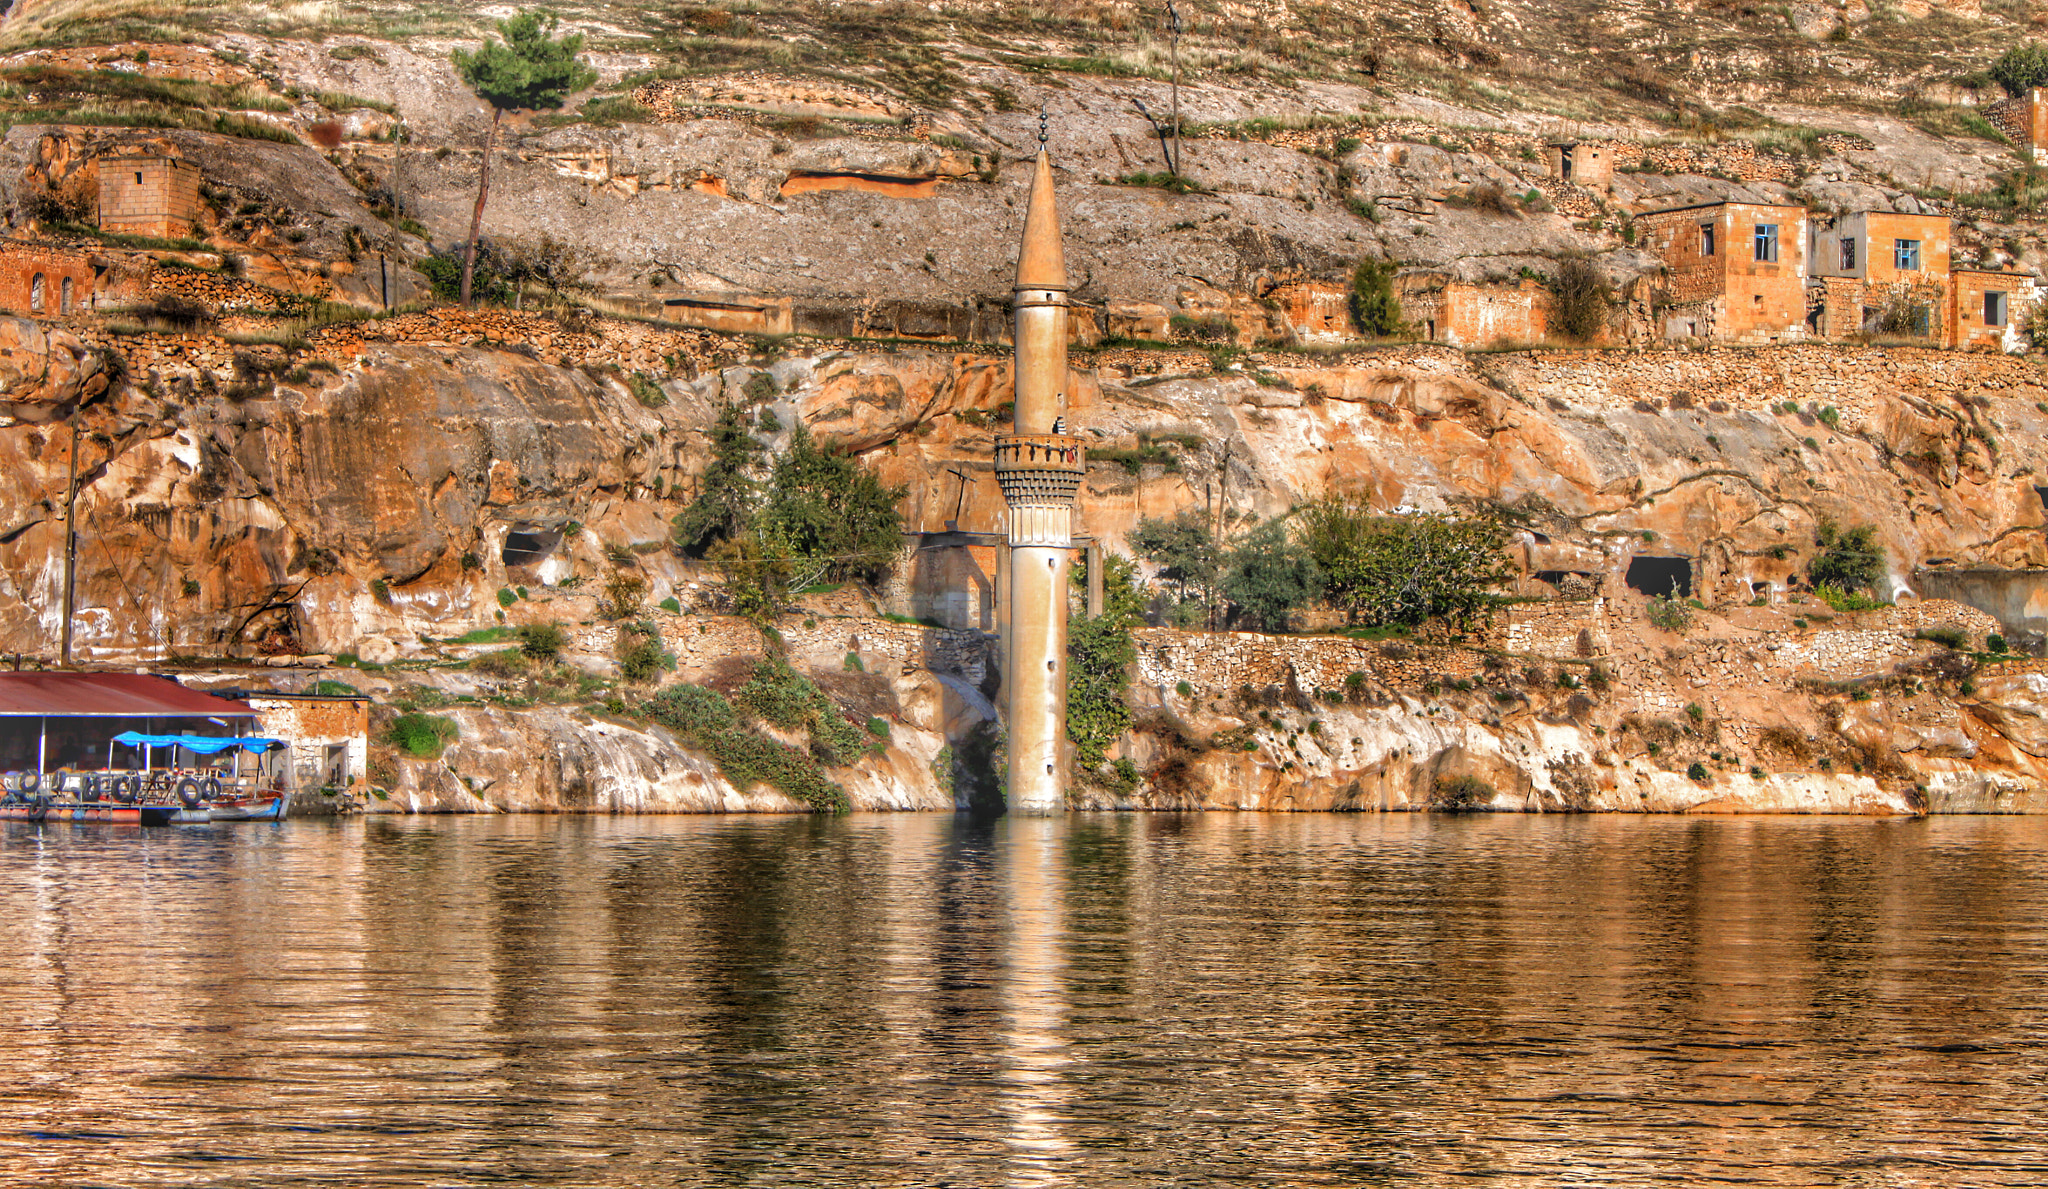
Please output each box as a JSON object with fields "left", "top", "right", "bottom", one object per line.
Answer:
{"left": 996, "top": 117, "right": 1085, "bottom": 815}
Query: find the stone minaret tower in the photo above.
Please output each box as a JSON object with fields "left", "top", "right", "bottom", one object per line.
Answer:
{"left": 996, "top": 128, "right": 1085, "bottom": 815}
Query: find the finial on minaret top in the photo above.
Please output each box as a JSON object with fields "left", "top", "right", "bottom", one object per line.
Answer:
{"left": 1016, "top": 115, "right": 1067, "bottom": 292}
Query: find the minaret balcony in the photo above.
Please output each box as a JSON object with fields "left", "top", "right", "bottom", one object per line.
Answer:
{"left": 994, "top": 433, "right": 1085, "bottom": 508}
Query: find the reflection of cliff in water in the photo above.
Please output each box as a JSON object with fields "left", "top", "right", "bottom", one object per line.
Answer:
{"left": 8, "top": 810, "right": 2048, "bottom": 1183}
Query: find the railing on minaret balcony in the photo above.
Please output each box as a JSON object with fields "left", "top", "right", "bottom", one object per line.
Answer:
{"left": 994, "top": 432, "right": 1085, "bottom": 548}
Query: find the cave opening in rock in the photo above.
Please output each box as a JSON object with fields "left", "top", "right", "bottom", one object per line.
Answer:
{"left": 502, "top": 527, "right": 562, "bottom": 568}
{"left": 1625, "top": 556, "right": 1692, "bottom": 598}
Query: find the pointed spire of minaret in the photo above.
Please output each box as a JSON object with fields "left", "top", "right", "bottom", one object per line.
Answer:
{"left": 1016, "top": 111, "right": 1067, "bottom": 290}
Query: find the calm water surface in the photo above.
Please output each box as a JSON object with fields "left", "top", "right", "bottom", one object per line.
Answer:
{"left": 1, "top": 813, "right": 2046, "bottom": 1186}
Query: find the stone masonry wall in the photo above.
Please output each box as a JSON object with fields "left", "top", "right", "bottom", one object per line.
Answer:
{"left": 97, "top": 157, "right": 201, "bottom": 239}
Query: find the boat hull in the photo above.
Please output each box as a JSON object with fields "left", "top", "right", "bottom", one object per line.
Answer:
{"left": 2, "top": 802, "right": 178, "bottom": 826}
{"left": 169, "top": 794, "right": 290, "bottom": 823}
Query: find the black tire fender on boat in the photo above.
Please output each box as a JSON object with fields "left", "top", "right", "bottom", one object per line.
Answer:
{"left": 111, "top": 776, "right": 137, "bottom": 804}
{"left": 176, "top": 777, "right": 203, "bottom": 809}
{"left": 19, "top": 771, "right": 38, "bottom": 795}
{"left": 81, "top": 774, "right": 102, "bottom": 802}
{"left": 201, "top": 777, "right": 223, "bottom": 800}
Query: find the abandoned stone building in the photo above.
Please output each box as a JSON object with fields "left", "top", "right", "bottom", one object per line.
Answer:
{"left": 97, "top": 155, "right": 202, "bottom": 239}
{"left": 1636, "top": 201, "right": 1809, "bottom": 343}
{"left": 1398, "top": 274, "right": 1555, "bottom": 348}
{"left": 1982, "top": 88, "right": 2048, "bottom": 164}
{"left": 0, "top": 240, "right": 95, "bottom": 317}
{"left": 1543, "top": 141, "right": 1614, "bottom": 191}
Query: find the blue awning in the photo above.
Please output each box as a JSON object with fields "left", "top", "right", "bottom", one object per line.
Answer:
{"left": 111, "top": 732, "right": 286, "bottom": 755}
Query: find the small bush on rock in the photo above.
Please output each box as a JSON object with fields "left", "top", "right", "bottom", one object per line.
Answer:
{"left": 518, "top": 621, "right": 567, "bottom": 660}
{"left": 387, "top": 713, "right": 459, "bottom": 759}
{"left": 1916, "top": 626, "right": 1970, "bottom": 650}
{"left": 1433, "top": 774, "right": 1496, "bottom": 811}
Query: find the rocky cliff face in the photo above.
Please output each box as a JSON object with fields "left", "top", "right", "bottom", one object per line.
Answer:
{"left": 9, "top": 308, "right": 2048, "bottom": 814}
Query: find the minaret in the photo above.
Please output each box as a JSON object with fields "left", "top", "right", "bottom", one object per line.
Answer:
{"left": 996, "top": 117, "right": 1085, "bottom": 815}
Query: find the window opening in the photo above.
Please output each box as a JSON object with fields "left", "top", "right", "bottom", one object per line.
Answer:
{"left": 29, "top": 273, "right": 45, "bottom": 312}
{"left": 1753, "top": 224, "right": 1779, "bottom": 263}
{"left": 1986, "top": 291, "right": 2008, "bottom": 327}
{"left": 1895, "top": 239, "right": 1920, "bottom": 270}
{"left": 1840, "top": 237, "right": 1856, "bottom": 270}
{"left": 1700, "top": 224, "right": 1716, "bottom": 256}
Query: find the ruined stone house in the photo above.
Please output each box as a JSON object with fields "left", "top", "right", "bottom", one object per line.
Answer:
{"left": 1398, "top": 273, "right": 1555, "bottom": 347}
{"left": 1543, "top": 141, "right": 1613, "bottom": 191}
{"left": 1636, "top": 201, "right": 1809, "bottom": 343}
{"left": 1981, "top": 88, "right": 2048, "bottom": 164}
{"left": 0, "top": 240, "right": 95, "bottom": 317}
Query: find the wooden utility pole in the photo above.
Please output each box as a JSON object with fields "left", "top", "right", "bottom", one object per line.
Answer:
{"left": 59, "top": 416, "right": 79, "bottom": 667}
{"left": 1166, "top": 1, "right": 1184, "bottom": 176}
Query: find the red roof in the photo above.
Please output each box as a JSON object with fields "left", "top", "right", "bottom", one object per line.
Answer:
{"left": 0, "top": 673, "right": 258, "bottom": 718}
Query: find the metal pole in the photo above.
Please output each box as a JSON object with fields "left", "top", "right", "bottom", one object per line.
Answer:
{"left": 37, "top": 716, "right": 46, "bottom": 786}
{"left": 59, "top": 417, "right": 80, "bottom": 667}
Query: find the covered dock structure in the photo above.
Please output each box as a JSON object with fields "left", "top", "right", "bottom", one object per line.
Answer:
{"left": 0, "top": 672, "right": 258, "bottom": 783}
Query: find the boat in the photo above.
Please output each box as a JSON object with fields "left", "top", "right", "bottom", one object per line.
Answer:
{"left": 1, "top": 733, "right": 296, "bottom": 826}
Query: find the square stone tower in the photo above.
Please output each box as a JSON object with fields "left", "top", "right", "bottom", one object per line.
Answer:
{"left": 97, "top": 155, "right": 202, "bottom": 239}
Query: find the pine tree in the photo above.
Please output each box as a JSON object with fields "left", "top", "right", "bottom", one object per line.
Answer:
{"left": 673, "top": 404, "right": 764, "bottom": 555}
{"left": 450, "top": 11, "right": 597, "bottom": 306}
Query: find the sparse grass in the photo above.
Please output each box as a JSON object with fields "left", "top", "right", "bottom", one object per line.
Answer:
{"left": 315, "top": 90, "right": 396, "bottom": 115}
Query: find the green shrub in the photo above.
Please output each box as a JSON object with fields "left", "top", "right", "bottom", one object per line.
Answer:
{"left": 1991, "top": 43, "right": 2048, "bottom": 98}
{"left": 640, "top": 684, "right": 848, "bottom": 812}
{"left": 1548, "top": 256, "right": 1610, "bottom": 343}
{"left": 1809, "top": 519, "right": 1885, "bottom": 594}
{"left": 1176, "top": 680, "right": 1193, "bottom": 697}
{"left": 469, "top": 649, "right": 528, "bottom": 677}
{"left": 387, "top": 713, "right": 458, "bottom": 758}
{"left": 1916, "top": 626, "right": 1969, "bottom": 650}
{"left": 1686, "top": 702, "right": 1704, "bottom": 723}
{"left": 497, "top": 587, "right": 517, "bottom": 609}
{"left": 1433, "top": 774, "right": 1495, "bottom": 811}
{"left": 370, "top": 578, "right": 392, "bottom": 606}
{"left": 1349, "top": 257, "right": 1404, "bottom": 336}
{"left": 614, "top": 620, "right": 670, "bottom": 683}
{"left": 1686, "top": 761, "right": 1709, "bottom": 783}
{"left": 1814, "top": 583, "right": 1888, "bottom": 612}
{"left": 1648, "top": 588, "right": 1692, "bottom": 633}
{"left": 844, "top": 651, "right": 865, "bottom": 672}
{"left": 518, "top": 621, "right": 567, "bottom": 660}
{"left": 313, "top": 680, "right": 360, "bottom": 697}
{"left": 1987, "top": 633, "right": 2008, "bottom": 654}
{"left": 864, "top": 716, "right": 891, "bottom": 740}
{"left": 1299, "top": 501, "right": 1512, "bottom": 629}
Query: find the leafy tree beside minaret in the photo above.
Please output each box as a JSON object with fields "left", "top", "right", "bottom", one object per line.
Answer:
{"left": 450, "top": 11, "right": 596, "bottom": 307}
